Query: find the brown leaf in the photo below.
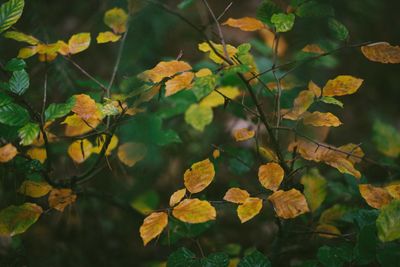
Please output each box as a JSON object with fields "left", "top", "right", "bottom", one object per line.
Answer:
{"left": 223, "top": 188, "right": 250, "bottom": 204}
{"left": 322, "top": 75, "right": 363, "bottom": 97}
{"left": 237, "top": 197, "right": 263, "bottom": 223}
{"left": 184, "top": 159, "right": 215, "bottom": 194}
{"left": 0, "top": 143, "right": 18, "bottom": 163}
{"left": 48, "top": 189, "right": 77, "bottom": 212}
{"left": 172, "top": 198, "right": 216, "bottom": 223}
{"left": 361, "top": 42, "right": 400, "bottom": 64}
{"left": 169, "top": 188, "right": 186, "bottom": 207}
{"left": 223, "top": 17, "right": 265, "bottom": 31}
{"left": 268, "top": 189, "right": 310, "bottom": 219}
{"left": 302, "top": 44, "right": 325, "bottom": 54}
{"left": 233, "top": 128, "right": 255, "bottom": 142}
{"left": 302, "top": 111, "right": 342, "bottom": 127}
{"left": 139, "top": 212, "right": 168, "bottom": 246}
{"left": 258, "top": 163, "right": 284, "bottom": 191}
{"left": 359, "top": 184, "right": 393, "bottom": 209}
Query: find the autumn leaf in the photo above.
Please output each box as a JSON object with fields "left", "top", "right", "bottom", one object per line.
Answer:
{"left": 302, "top": 44, "right": 325, "bottom": 54}
{"left": 91, "top": 134, "right": 119, "bottom": 155}
{"left": 172, "top": 198, "right": 216, "bottom": 223}
{"left": 258, "top": 162, "right": 284, "bottom": 192}
{"left": 223, "top": 17, "right": 265, "bottom": 31}
{"left": 67, "top": 33, "right": 91, "bottom": 54}
{"left": 0, "top": 143, "right": 18, "bottom": 163}
{"left": 0, "top": 203, "right": 43, "bottom": 236}
{"left": 223, "top": 188, "right": 250, "bottom": 204}
{"left": 212, "top": 149, "right": 220, "bottom": 159}
{"left": 184, "top": 104, "right": 213, "bottom": 132}
{"left": 233, "top": 128, "right": 255, "bottom": 142}
{"left": 48, "top": 189, "right": 77, "bottom": 212}
{"left": 259, "top": 146, "right": 278, "bottom": 162}
{"left": 169, "top": 188, "right": 186, "bottom": 207}
{"left": 4, "top": 31, "right": 40, "bottom": 45}
{"left": 67, "top": 139, "right": 93, "bottom": 164}
{"left": 96, "top": 31, "right": 121, "bottom": 44}
{"left": 300, "top": 168, "right": 327, "bottom": 212}
{"left": 361, "top": 42, "right": 400, "bottom": 64}
{"left": 18, "top": 181, "right": 52, "bottom": 198}
{"left": 319, "top": 204, "right": 349, "bottom": 226}
{"left": 308, "top": 80, "right": 322, "bottom": 97}
{"left": 138, "top": 60, "right": 192, "bottom": 83}
{"left": 26, "top": 147, "right": 46, "bottom": 163}
{"left": 104, "top": 8, "right": 128, "bottom": 34}
{"left": 322, "top": 75, "right": 363, "bottom": 97}
{"left": 117, "top": 142, "right": 147, "bottom": 167}
{"left": 198, "top": 41, "right": 237, "bottom": 64}
{"left": 316, "top": 224, "right": 341, "bottom": 239}
{"left": 237, "top": 197, "right": 263, "bottom": 223}
{"left": 359, "top": 184, "right": 393, "bottom": 209}
{"left": 385, "top": 184, "right": 400, "bottom": 199}
{"left": 302, "top": 111, "right": 342, "bottom": 127}
{"left": 184, "top": 158, "right": 215, "bottom": 194}
{"left": 62, "top": 114, "right": 100, "bottom": 137}
{"left": 72, "top": 94, "right": 99, "bottom": 120}
{"left": 376, "top": 200, "right": 400, "bottom": 242}
{"left": 200, "top": 86, "right": 241, "bottom": 108}
{"left": 165, "top": 71, "right": 194, "bottom": 97}
{"left": 268, "top": 189, "right": 310, "bottom": 219}
{"left": 139, "top": 212, "right": 168, "bottom": 246}
{"left": 283, "top": 90, "right": 314, "bottom": 120}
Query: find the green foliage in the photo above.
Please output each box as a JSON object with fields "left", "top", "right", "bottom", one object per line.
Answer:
{"left": 238, "top": 250, "right": 271, "bottom": 267}
{"left": 0, "top": 102, "right": 29, "bottom": 126}
{"left": 376, "top": 200, "right": 400, "bottom": 242}
{"left": 44, "top": 97, "right": 76, "bottom": 121}
{"left": 18, "top": 122, "right": 39, "bottom": 146}
{"left": 256, "top": 0, "right": 281, "bottom": 27}
{"left": 295, "top": 1, "right": 335, "bottom": 18}
{"left": 271, "top": 13, "right": 295, "bottom": 32}
{"left": 0, "top": 0, "right": 24, "bottom": 33}
{"left": 184, "top": 104, "right": 213, "bottom": 131}
{"left": 9, "top": 69, "right": 29, "bottom": 95}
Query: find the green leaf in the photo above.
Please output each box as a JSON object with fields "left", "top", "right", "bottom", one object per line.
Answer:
{"left": 191, "top": 75, "right": 218, "bottom": 101}
{"left": 200, "top": 252, "right": 229, "bottom": 267}
{"left": 178, "top": 0, "right": 196, "bottom": 10}
{"left": 0, "top": 91, "right": 12, "bottom": 107}
{"left": 130, "top": 190, "right": 160, "bottom": 215}
{"left": 9, "top": 69, "right": 29, "bottom": 95}
{"left": 0, "top": 103, "right": 30, "bottom": 126}
{"left": 300, "top": 168, "right": 327, "bottom": 212}
{"left": 184, "top": 104, "right": 213, "bottom": 132}
{"left": 354, "top": 224, "right": 377, "bottom": 265}
{"left": 320, "top": 96, "right": 344, "bottom": 108}
{"left": 4, "top": 58, "right": 26, "bottom": 71}
{"left": 18, "top": 122, "right": 39, "bottom": 146}
{"left": 328, "top": 18, "right": 349, "bottom": 41}
{"left": 317, "top": 245, "right": 351, "bottom": 267}
{"left": 296, "top": 1, "right": 334, "bottom": 18}
{"left": 256, "top": 0, "right": 281, "bottom": 27}
{"left": 238, "top": 250, "right": 271, "bottom": 267}
{"left": 44, "top": 97, "right": 76, "bottom": 121}
{"left": 376, "top": 200, "right": 400, "bottom": 242}
{"left": 167, "top": 247, "right": 196, "bottom": 267}
{"left": 162, "top": 217, "right": 213, "bottom": 245}
{"left": 372, "top": 120, "right": 400, "bottom": 158}
{"left": 377, "top": 244, "right": 400, "bottom": 267}
{"left": 0, "top": 202, "right": 42, "bottom": 236}
{"left": 342, "top": 209, "right": 378, "bottom": 230}
{"left": 271, "top": 13, "right": 295, "bottom": 32}
{"left": 0, "top": 0, "right": 24, "bottom": 34}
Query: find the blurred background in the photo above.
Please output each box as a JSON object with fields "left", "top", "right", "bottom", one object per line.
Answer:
{"left": 0, "top": 0, "right": 399, "bottom": 266}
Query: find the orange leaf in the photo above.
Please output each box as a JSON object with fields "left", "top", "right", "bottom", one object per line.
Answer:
{"left": 62, "top": 115, "right": 100, "bottom": 137}
{"left": 237, "top": 197, "right": 263, "bottom": 223}
{"left": 139, "top": 212, "right": 168, "bottom": 246}
{"left": 302, "top": 111, "right": 342, "bottom": 127}
{"left": 172, "top": 198, "right": 216, "bottom": 223}
{"left": 165, "top": 72, "right": 194, "bottom": 97}
{"left": 385, "top": 184, "right": 400, "bottom": 199}
{"left": 117, "top": 142, "right": 147, "bottom": 167}
{"left": 48, "top": 189, "right": 77, "bottom": 212}
{"left": 283, "top": 90, "right": 314, "bottom": 120}
{"left": 72, "top": 94, "right": 99, "bottom": 120}
{"left": 361, "top": 42, "right": 400, "bottom": 64}
{"left": 184, "top": 159, "right": 215, "bottom": 194}
{"left": 138, "top": 60, "right": 192, "bottom": 83}
{"left": 322, "top": 75, "right": 363, "bottom": 97}
{"left": 0, "top": 143, "right": 18, "bottom": 163}
{"left": 67, "top": 139, "right": 93, "bottom": 164}
{"left": 223, "top": 17, "right": 265, "bottom": 31}
{"left": 359, "top": 184, "right": 393, "bottom": 209}
{"left": 169, "top": 188, "right": 186, "bottom": 207}
{"left": 268, "top": 189, "right": 310, "bottom": 219}
{"left": 26, "top": 147, "right": 47, "bottom": 164}
{"left": 258, "top": 163, "right": 284, "bottom": 191}
{"left": 308, "top": 81, "right": 322, "bottom": 97}
{"left": 302, "top": 44, "right": 325, "bottom": 54}
{"left": 233, "top": 128, "right": 255, "bottom": 141}
{"left": 223, "top": 188, "right": 250, "bottom": 204}
{"left": 68, "top": 33, "right": 91, "bottom": 54}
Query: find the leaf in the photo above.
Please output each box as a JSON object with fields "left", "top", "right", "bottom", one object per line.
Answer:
{"left": 317, "top": 245, "right": 351, "bottom": 267}
{"left": 302, "top": 44, "right": 325, "bottom": 55}
{"left": 44, "top": 97, "right": 76, "bottom": 121}
{"left": 308, "top": 80, "right": 322, "bottom": 97}
{"left": 223, "top": 188, "right": 250, "bottom": 204}
{"left": 283, "top": 90, "right": 314, "bottom": 120}
{"left": 271, "top": 13, "right": 295, "bottom": 33}
{"left": 0, "top": 0, "right": 24, "bottom": 34}
{"left": 18, "top": 122, "right": 39, "bottom": 146}
{"left": 200, "top": 86, "right": 241, "bottom": 108}
{"left": 91, "top": 134, "right": 119, "bottom": 155}
{"left": 256, "top": 0, "right": 281, "bottom": 27}
{"left": 191, "top": 74, "right": 218, "bottom": 100}
{"left": 172, "top": 198, "right": 216, "bottom": 224}
{"left": 184, "top": 104, "right": 213, "bottom": 132}
{"left": 178, "top": 0, "right": 196, "bottom": 10}
{"left": 48, "top": 188, "right": 77, "bottom": 212}
{"left": 300, "top": 168, "right": 327, "bottom": 212}
{"left": 302, "top": 111, "right": 342, "bottom": 127}
{"left": 131, "top": 190, "right": 159, "bottom": 215}
{"left": 319, "top": 204, "right": 349, "bottom": 225}
{"left": 320, "top": 96, "right": 344, "bottom": 108}
{"left": 72, "top": 94, "right": 100, "bottom": 120}
{"left": 233, "top": 128, "right": 255, "bottom": 141}
{"left": 238, "top": 250, "right": 271, "bottom": 267}
{"left": 68, "top": 32, "right": 91, "bottom": 54}
{"left": 268, "top": 189, "right": 310, "bottom": 219}
{"left": 104, "top": 7, "right": 128, "bottom": 34}
{"left": 96, "top": 31, "right": 121, "bottom": 44}
{"left": 372, "top": 120, "right": 400, "bottom": 158}
{"left": 328, "top": 18, "right": 349, "bottom": 41}
{"left": 18, "top": 46, "right": 38, "bottom": 59}
{"left": 223, "top": 17, "right": 265, "bottom": 31}
{"left": 138, "top": 60, "right": 192, "bottom": 83}
{"left": 0, "top": 143, "right": 18, "bottom": 163}
{"left": 18, "top": 180, "right": 52, "bottom": 198}
{"left": 322, "top": 75, "right": 363, "bottom": 97}
{"left": 385, "top": 184, "right": 400, "bottom": 199}
{"left": 4, "top": 58, "right": 26, "bottom": 71}
{"left": 315, "top": 224, "right": 341, "bottom": 239}
{"left": 183, "top": 158, "right": 215, "bottom": 194}
{"left": 258, "top": 162, "right": 284, "bottom": 192}
{"left": 0, "top": 91, "right": 12, "bottom": 107}
{"left": 295, "top": 1, "right": 334, "bottom": 18}
{"left": 259, "top": 146, "right": 278, "bottom": 162}
{"left": 170, "top": 188, "right": 187, "bottom": 207}
{"left": 67, "top": 139, "right": 93, "bottom": 164}
{"left": 376, "top": 200, "right": 400, "bottom": 242}
{"left": 167, "top": 247, "right": 196, "bottom": 267}
{"left": 9, "top": 69, "right": 29, "bottom": 95}
{"left": 26, "top": 147, "right": 46, "bottom": 163}
{"left": 3, "top": 31, "right": 39, "bottom": 45}
{"left": 359, "top": 184, "right": 392, "bottom": 209}
{"left": 361, "top": 42, "right": 400, "bottom": 64}
{"left": 165, "top": 72, "right": 194, "bottom": 97}
{"left": 0, "top": 203, "right": 42, "bottom": 236}
{"left": 237, "top": 197, "right": 263, "bottom": 223}
{"left": 117, "top": 142, "right": 147, "bottom": 167}
{"left": 62, "top": 114, "right": 100, "bottom": 137}
{"left": 198, "top": 41, "right": 237, "bottom": 64}
{"left": 139, "top": 211, "right": 168, "bottom": 246}
{"left": 201, "top": 252, "right": 229, "bottom": 267}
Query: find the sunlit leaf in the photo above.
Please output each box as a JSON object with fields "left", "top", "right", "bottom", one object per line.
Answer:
{"left": 184, "top": 104, "right": 213, "bottom": 132}
{"left": 233, "top": 128, "right": 255, "bottom": 142}
{"left": 322, "top": 75, "right": 363, "bottom": 97}
{"left": 96, "top": 31, "right": 121, "bottom": 44}
{"left": 200, "top": 86, "right": 241, "bottom": 108}
{"left": 223, "top": 188, "right": 250, "bottom": 204}
{"left": 271, "top": 13, "right": 295, "bottom": 32}
{"left": 376, "top": 200, "right": 400, "bottom": 242}
{"left": 169, "top": 188, "right": 186, "bottom": 207}
{"left": 320, "top": 96, "right": 344, "bottom": 108}
{"left": 18, "top": 181, "right": 52, "bottom": 198}
{"left": 3, "top": 31, "right": 39, "bottom": 45}
{"left": 302, "top": 111, "right": 342, "bottom": 127}
{"left": 301, "top": 168, "right": 327, "bottom": 212}
{"left": 237, "top": 197, "right": 263, "bottom": 223}
{"left": 48, "top": 188, "right": 77, "bottom": 212}
{"left": 62, "top": 114, "right": 100, "bottom": 137}
{"left": 91, "top": 134, "right": 118, "bottom": 155}
{"left": 117, "top": 142, "right": 147, "bottom": 167}
{"left": 104, "top": 7, "right": 128, "bottom": 34}
{"left": 66, "top": 32, "right": 91, "bottom": 54}
{"left": 18, "top": 122, "right": 39, "bottom": 146}
{"left": 0, "top": 203, "right": 42, "bottom": 236}
{"left": 198, "top": 41, "right": 237, "bottom": 64}
{"left": 67, "top": 139, "right": 93, "bottom": 164}
{"left": 71, "top": 94, "right": 100, "bottom": 120}
{"left": 361, "top": 42, "right": 400, "bottom": 64}
{"left": 138, "top": 60, "right": 192, "bottom": 83}
{"left": 283, "top": 90, "right": 314, "bottom": 120}
{"left": 18, "top": 46, "right": 38, "bottom": 59}
{"left": 223, "top": 17, "right": 265, "bottom": 31}
{"left": 258, "top": 162, "right": 284, "bottom": 192}
{"left": 26, "top": 147, "right": 46, "bottom": 163}
{"left": 268, "top": 189, "right": 310, "bottom": 219}
{"left": 172, "top": 198, "right": 216, "bottom": 223}
{"left": 139, "top": 211, "right": 168, "bottom": 246}
{"left": 385, "top": 184, "right": 400, "bottom": 199}
{"left": 0, "top": 143, "right": 17, "bottom": 163}
{"left": 184, "top": 158, "right": 215, "bottom": 194}
{"left": 165, "top": 72, "right": 194, "bottom": 97}
{"left": 359, "top": 184, "right": 392, "bottom": 209}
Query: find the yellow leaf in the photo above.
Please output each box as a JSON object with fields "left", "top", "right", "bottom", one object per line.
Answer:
{"left": 56, "top": 40, "right": 70, "bottom": 56}
{"left": 18, "top": 181, "right": 52, "bottom": 198}
{"left": 18, "top": 46, "right": 38, "bottom": 59}
{"left": 72, "top": 94, "right": 100, "bottom": 120}
{"left": 117, "top": 142, "right": 147, "bottom": 167}
{"left": 223, "top": 188, "right": 250, "bottom": 204}
{"left": 37, "top": 43, "right": 60, "bottom": 62}
{"left": 48, "top": 189, "right": 77, "bottom": 212}
{"left": 172, "top": 198, "right": 216, "bottom": 223}
{"left": 139, "top": 212, "right": 168, "bottom": 246}
{"left": 359, "top": 184, "right": 392, "bottom": 209}
{"left": 385, "top": 184, "right": 400, "bottom": 199}
{"left": 183, "top": 158, "right": 215, "bottom": 194}
{"left": 258, "top": 163, "right": 284, "bottom": 192}
{"left": 316, "top": 224, "right": 341, "bottom": 239}
{"left": 4, "top": 31, "right": 40, "bottom": 45}
{"left": 200, "top": 86, "right": 241, "bottom": 108}
{"left": 91, "top": 135, "right": 119, "bottom": 155}
{"left": 62, "top": 114, "right": 100, "bottom": 137}
{"left": 237, "top": 197, "right": 263, "bottom": 223}
{"left": 302, "top": 111, "right": 342, "bottom": 127}
{"left": 0, "top": 143, "right": 18, "bottom": 163}
{"left": 96, "top": 31, "right": 121, "bottom": 44}
{"left": 338, "top": 143, "right": 364, "bottom": 164}
{"left": 212, "top": 149, "right": 220, "bottom": 159}
{"left": 361, "top": 42, "right": 400, "bottom": 64}
{"left": 138, "top": 60, "right": 192, "bottom": 83}
{"left": 169, "top": 188, "right": 186, "bottom": 207}
{"left": 322, "top": 75, "right": 363, "bottom": 97}
{"left": 308, "top": 80, "right": 322, "bottom": 97}
{"left": 222, "top": 17, "right": 265, "bottom": 31}
{"left": 165, "top": 72, "right": 194, "bottom": 97}
{"left": 300, "top": 168, "right": 327, "bottom": 212}
{"left": 26, "top": 147, "right": 47, "bottom": 164}
{"left": 268, "top": 189, "right": 310, "bottom": 219}
{"left": 283, "top": 90, "right": 314, "bottom": 120}
{"left": 302, "top": 44, "right": 325, "bottom": 54}
{"left": 198, "top": 41, "right": 237, "bottom": 64}
{"left": 233, "top": 128, "right": 255, "bottom": 142}
{"left": 195, "top": 68, "right": 213, "bottom": 77}
{"left": 259, "top": 146, "right": 278, "bottom": 162}
{"left": 68, "top": 33, "right": 91, "bottom": 54}
{"left": 104, "top": 8, "right": 128, "bottom": 34}
{"left": 67, "top": 139, "right": 93, "bottom": 164}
